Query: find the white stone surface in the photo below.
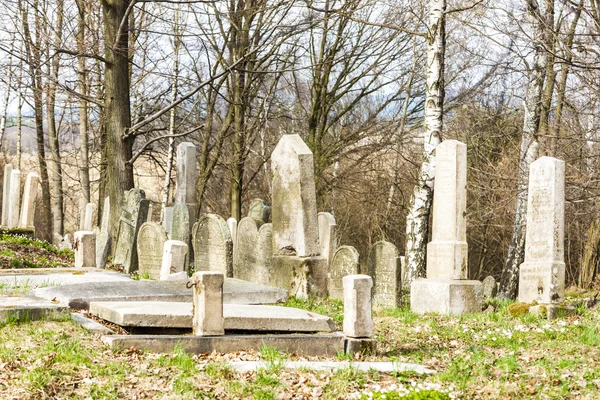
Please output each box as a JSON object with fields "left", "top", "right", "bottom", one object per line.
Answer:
{"left": 82, "top": 203, "right": 95, "bottom": 231}
{"left": 1, "top": 164, "right": 12, "bottom": 226}
{"left": 227, "top": 217, "right": 237, "bottom": 256}
{"left": 160, "top": 240, "right": 188, "bottom": 280}
{"left": 329, "top": 246, "right": 360, "bottom": 300}
{"left": 175, "top": 142, "right": 197, "bottom": 204}
{"left": 410, "top": 278, "right": 482, "bottom": 315}
{"left": 343, "top": 275, "right": 373, "bottom": 338}
{"left": 7, "top": 169, "right": 20, "bottom": 228}
{"left": 518, "top": 156, "right": 566, "bottom": 304}
{"left": 74, "top": 231, "right": 96, "bottom": 268}
{"left": 193, "top": 271, "right": 224, "bottom": 336}
{"left": 318, "top": 212, "right": 337, "bottom": 268}
{"left": 18, "top": 172, "right": 39, "bottom": 229}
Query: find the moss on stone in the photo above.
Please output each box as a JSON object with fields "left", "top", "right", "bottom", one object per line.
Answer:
{"left": 508, "top": 302, "right": 531, "bottom": 316}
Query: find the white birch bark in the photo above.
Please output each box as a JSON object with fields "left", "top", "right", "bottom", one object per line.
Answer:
{"left": 0, "top": 32, "right": 15, "bottom": 142}
{"left": 499, "top": 0, "right": 550, "bottom": 298}
{"left": 404, "top": 0, "right": 446, "bottom": 285}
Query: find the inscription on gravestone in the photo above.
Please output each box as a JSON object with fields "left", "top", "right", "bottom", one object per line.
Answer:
{"left": 192, "top": 214, "right": 233, "bottom": 277}
{"left": 368, "top": 241, "right": 401, "bottom": 308}
{"left": 329, "top": 246, "right": 360, "bottom": 301}
{"left": 137, "top": 222, "right": 168, "bottom": 280}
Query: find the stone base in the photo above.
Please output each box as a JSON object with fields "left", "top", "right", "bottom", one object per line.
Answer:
{"left": 345, "top": 338, "right": 376, "bottom": 356}
{"left": 518, "top": 261, "right": 565, "bottom": 304}
{"left": 410, "top": 278, "right": 482, "bottom": 315}
{"left": 530, "top": 304, "right": 575, "bottom": 320}
{"left": 271, "top": 256, "right": 328, "bottom": 298}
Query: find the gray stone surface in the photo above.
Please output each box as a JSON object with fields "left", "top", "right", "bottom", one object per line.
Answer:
{"left": 529, "top": 304, "right": 575, "bottom": 320}
{"left": 74, "top": 231, "right": 96, "bottom": 268}
{"left": 427, "top": 140, "right": 468, "bottom": 280}
{"left": 318, "top": 212, "right": 337, "bottom": 269}
{"left": 137, "top": 222, "right": 168, "bottom": 279}
{"left": 163, "top": 207, "right": 173, "bottom": 236}
{"left": 113, "top": 189, "right": 150, "bottom": 273}
{"left": 330, "top": 246, "right": 360, "bottom": 300}
{"left": 233, "top": 217, "right": 263, "bottom": 282}
{"left": 1, "top": 164, "right": 12, "bottom": 226}
{"left": 192, "top": 271, "right": 224, "bottom": 336}
{"left": 192, "top": 214, "right": 233, "bottom": 276}
{"left": 170, "top": 202, "right": 190, "bottom": 265}
{"left": 90, "top": 301, "right": 336, "bottom": 332}
{"left": 160, "top": 240, "right": 188, "bottom": 280}
{"left": 368, "top": 241, "right": 401, "bottom": 308}
{"left": 225, "top": 361, "right": 434, "bottom": 374}
{"left": 248, "top": 199, "right": 271, "bottom": 222}
{"left": 482, "top": 276, "right": 497, "bottom": 298}
{"left": 345, "top": 338, "right": 376, "bottom": 356}
{"left": 271, "top": 134, "right": 319, "bottom": 257}
{"left": 34, "top": 277, "right": 288, "bottom": 309}
{"left": 7, "top": 169, "right": 20, "bottom": 228}
{"left": 343, "top": 275, "right": 373, "bottom": 338}
{"left": 271, "top": 255, "right": 328, "bottom": 298}
{"left": 102, "top": 333, "right": 345, "bottom": 357}
{"left": 81, "top": 203, "right": 95, "bottom": 231}
{"left": 175, "top": 142, "right": 197, "bottom": 266}
{"left": 71, "top": 312, "right": 114, "bottom": 334}
{"left": 256, "top": 223, "right": 273, "bottom": 286}
{"left": 518, "top": 156, "right": 566, "bottom": 305}
{"left": 1, "top": 269, "right": 130, "bottom": 292}
{"left": 0, "top": 294, "right": 68, "bottom": 323}
{"left": 410, "top": 278, "right": 483, "bottom": 315}
{"left": 18, "top": 172, "right": 39, "bottom": 230}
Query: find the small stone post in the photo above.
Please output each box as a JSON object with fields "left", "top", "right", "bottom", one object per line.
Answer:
{"left": 74, "top": 231, "right": 96, "bottom": 268}
{"left": 343, "top": 274, "right": 375, "bottom": 355}
{"left": 192, "top": 271, "right": 224, "bottom": 336}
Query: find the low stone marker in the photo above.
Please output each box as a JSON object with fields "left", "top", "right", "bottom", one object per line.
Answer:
{"left": 343, "top": 275, "right": 373, "bottom": 337}
{"left": 192, "top": 271, "right": 224, "bottom": 336}
{"left": 318, "top": 212, "right": 338, "bottom": 269}
{"left": 160, "top": 240, "right": 188, "bottom": 280}
{"left": 113, "top": 189, "right": 150, "bottom": 273}
{"left": 482, "top": 276, "right": 497, "bottom": 298}
{"left": 518, "top": 157, "right": 567, "bottom": 311}
{"left": 329, "top": 246, "right": 360, "bottom": 300}
{"left": 192, "top": 214, "right": 233, "bottom": 276}
{"left": 411, "top": 140, "right": 482, "bottom": 315}
{"left": 368, "top": 241, "right": 401, "bottom": 308}
{"left": 18, "top": 172, "right": 39, "bottom": 230}
{"left": 96, "top": 197, "right": 112, "bottom": 269}
{"left": 248, "top": 199, "right": 271, "bottom": 222}
{"left": 137, "top": 222, "right": 168, "bottom": 279}
{"left": 74, "top": 231, "right": 96, "bottom": 268}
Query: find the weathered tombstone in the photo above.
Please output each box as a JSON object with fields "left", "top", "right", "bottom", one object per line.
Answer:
{"left": 113, "top": 189, "right": 150, "bottom": 273}
{"left": 343, "top": 275, "right": 373, "bottom": 338}
{"left": 170, "top": 202, "right": 191, "bottom": 268}
{"left": 74, "top": 231, "right": 95, "bottom": 268}
{"left": 7, "top": 169, "right": 21, "bottom": 228}
{"left": 518, "top": 156, "right": 566, "bottom": 305}
{"left": 96, "top": 197, "right": 112, "bottom": 269}
{"left": 256, "top": 223, "right": 274, "bottom": 286}
{"left": 163, "top": 207, "right": 174, "bottom": 236}
{"left": 329, "top": 246, "right": 360, "bottom": 300}
{"left": 482, "top": 276, "right": 497, "bottom": 298}
{"left": 271, "top": 134, "right": 319, "bottom": 257}
{"left": 248, "top": 199, "right": 271, "bottom": 222}
{"left": 81, "top": 203, "right": 95, "bottom": 231}
{"left": 368, "top": 241, "right": 401, "bottom": 308}
{"left": 1, "top": 164, "right": 12, "bottom": 226}
{"left": 18, "top": 172, "right": 39, "bottom": 230}
{"left": 318, "top": 212, "right": 338, "bottom": 269}
{"left": 137, "top": 222, "right": 168, "bottom": 279}
{"left": 411, "top": 140, "right": 482, "bottom": 315}
{"left": 192, "top": 214, "right": 233, "bottom": 277}
{"left": 192, "top": 271, "right": 224, "bottom": 336}
{"left": 160, "top": 240, "right": 188, "bottom": 280}
{"left": 233, "top": 217, "right": 263, "bottom": 281}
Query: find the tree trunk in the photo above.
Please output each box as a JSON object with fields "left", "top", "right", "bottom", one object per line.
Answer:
{"left": 580, "top": 219, "right": 600, "bottom": 288}
{"left": 76, "top": 0, "right": 90, "bottom": 205}
{"left": 0, "top": 32, "right": 15, "bottom": 141}
{"left": 403, "top": 0, "right": 446, "bottom": 284}
{"left": 498, "top": 0, "right": 551, "bottom": 299}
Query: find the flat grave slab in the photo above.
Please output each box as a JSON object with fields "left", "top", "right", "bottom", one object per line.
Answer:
{"left": 90, "top": 301, "right": 335, "bottom": 332}
{"left": 102, "top": 333, "right": 344, "bottom": 357}
{"left": 0, "top": 268, "right": 131, "bottom": 292}
{"left": 34, "top": 278, "right": 288, "bottom": 309}
{"left": 0, "top": 294, "right": 68, "bottom": 323}
{"left": 227, "top": 361, "right": 434, "bottom": 374}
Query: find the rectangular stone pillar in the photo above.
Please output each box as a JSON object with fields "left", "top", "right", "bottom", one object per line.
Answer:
{"left": 160, "top": 240, "right": 188, "bottom": 280}
{"left": 192, "top": 271, "right": 224, "bottom": 336}
{"left": 518, "top": 156, "right": 566, "bottom": 304}
{"left": 74, "top": 231, "right": 96, "bottom": 268}
{"left": 343, "top": 275, "right": 373, "bottom": 338}
{"left": 1, "top": 164, "right": 12, "bottom": 226}
{"left": 7, "top": 169, "right": 21, "bottom": 228}
{"left": 18, "top": 172, "right": 39, "bottom": 229}
{"left": 175, "top": 142, "right": 197, "bottom": 267}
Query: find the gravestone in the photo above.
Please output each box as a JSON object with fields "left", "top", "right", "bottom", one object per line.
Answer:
{"left": 192, "top": 214, "right": 233, "bottom": 277}
{"left": 256, "top": 223, "right": 273, "bottom": 286}
{"left": 81, "top": 203, "right": 95, "bottom": 231}
{"left": 271, "top": 134, "right": 319, "bottom": 256}
{"left": 18, "top": 172, "right": 39, "bottom": 230}
{"left": 318, "top": 212, "right": 338, "bottom": 269}
{"left": 96, "top": 197, "right": 111, "bottom": 269}
{"left": 7, "top": 169, "right": 21, "bottom": 228}
{"left": 329, "top": 246, "right": 360, "bottom": 300}
{"left": 192, "top": 271, "right": 224, "bottom": 336}
{"left": 74, "top": 231, "right": 95, "bottom": 268}
{"left": 1, "top": 164, "right": 12, "bottom": 226}
{"left": 411, "top": 140, "right": 482, "bottom": 315}
{"left": 163, "top": 207, "right": 173, "bottom": 236}
{"left": 482, "top": 276, "right": 497, "bottom": 298}
{"left": 368, "top": 241, "right": 401, "bottom": 308}
{"left": 233, "top": 217, "right": 263, "bottom": 281}
{"left": 175, "top": 143, "right": 197, "bottom": 265}
{"left": 170, "top": 202, "right": 190, "bottom": 269}
{"left": 248, "top": 199, "right": 271, "bottom": 222}
{"left": 160, "top": 240, "right": 188, "bottom": 280}
{"left": 137, "top": 222, "right": 168, "bottom": 280}
{"left": 343, "top": 275, "right": 373, "bottom": 338}
{"left": 518, "top": 157, "right": 566, "bottom": 304}
{"left": 113, "top": 189, "right": 150, "bottom": 273}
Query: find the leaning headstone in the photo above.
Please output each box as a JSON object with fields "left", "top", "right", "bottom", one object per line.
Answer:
{"left": 137, "top": 222, "right": 168, "bottom": 279}
{"left": 18, "top": 172, "right": 39, "bottom": 230}
{"left": 518, "top": 156, "right": 566, "bottom": 305}
{"left": 96, "top": 197, "right": 112, "bottom": 269}
{"left": 192, "top": 214, "right": 233, "bottom": 277}
{"left": 113, "top": 189, "right": 150, "bottom": 273}
{"left": 411, "top": 140, "right": 482, "bottom": 315}
{"left": 248, "top": 199, "right": 271, "bottom": 222}
{"left": 7, "top": 169, "right": 21, "bottom": 228}
{"left": 1, "top": 164, "right": 12, "bottom": 226}
{"left": 233, "top": 217, "right": 263, "bottom": 281}
{"left": 271, "top": 134, "right": 319, "bottom": 256}
{"left": 192, "top": 271, "right": 224, "bottom": 336}
{"left": 329, "top": 246, "right": 360, "bottom": 300}
{"left": 368, "top": 241, "right": 401, "bottom": 308}
{"left": 160, "top": 240, "right": 188, "bottom": 280}
{"left": 343, "top": 275, "right": 373, "bottom": 338}
{"left": 482, "top": 276, "right": 497, "bottom": 298}
{"left": 74, "top": 231, "right": 96, "bottom": 268}
{"left": 318, "top": 212, "right": 338, "bottom": 268}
